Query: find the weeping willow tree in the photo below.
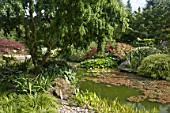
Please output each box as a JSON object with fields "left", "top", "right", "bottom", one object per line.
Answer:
{"left": 0, "top": 0, "right": 128, "bottom": 69}
{"left": 83, "top": 0, "right": 128, "bottom": 52}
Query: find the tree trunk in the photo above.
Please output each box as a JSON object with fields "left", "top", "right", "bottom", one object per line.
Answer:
{"left": 97, "top": 36, "right": 104, "bottom": 53}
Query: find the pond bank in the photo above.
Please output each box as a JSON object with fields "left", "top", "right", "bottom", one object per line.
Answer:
{"left": 77, "top": 69, "right": 170, "bottom": 112}
{"left": 79, "top": 69, "right": 170, "bottom": 104}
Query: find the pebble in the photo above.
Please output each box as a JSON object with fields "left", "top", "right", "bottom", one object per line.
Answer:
{"left": 57, "top": 99, "right": 95, "bottom": 113}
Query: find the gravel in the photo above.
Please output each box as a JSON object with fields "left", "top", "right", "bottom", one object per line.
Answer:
{"left": 57, "top": 99, "right": 95, "bottom": 113}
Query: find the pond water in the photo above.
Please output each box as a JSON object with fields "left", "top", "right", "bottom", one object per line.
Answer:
{"left": 77, "top": 80, "right": 170, "bottom": 113}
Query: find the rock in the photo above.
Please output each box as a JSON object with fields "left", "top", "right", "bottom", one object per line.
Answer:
{"left": 47, "top": 77, "right": 75, "bottom": 100}
{"left": 58, "top": 104, "right": 95, "bottom": 113}
{"left": 118, "top": 61, "right": 132, "bottom": 72}
{"left": 3, "top": 54, "right": 31, "bottom": 61}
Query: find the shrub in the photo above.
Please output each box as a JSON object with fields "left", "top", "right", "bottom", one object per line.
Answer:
{"left": 78, "top": 57, "right": 117, "bottom": 69}
{"left": 86, "top": 42, "right": 134, "bottom": 60}
{"left": 108, "top": 42, "right": 134, "bottom": 60}
{"left": 0, "top": 39, "right": 27, "bottom": 55}
{"left": 125, "top": 46, "right": 162, "bottom": 71}
{"left": 67, "top": 46, "right": 87, "bottom": 62}
{"left": 137, "top": 54, "right": 170, "bottom": 80}
{"left": 86, "top": 47, "right": 98, "bottom": 59}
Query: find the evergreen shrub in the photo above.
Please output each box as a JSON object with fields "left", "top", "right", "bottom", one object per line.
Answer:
{"left": 137, "top": 54, "right": 170, "bottom": 80}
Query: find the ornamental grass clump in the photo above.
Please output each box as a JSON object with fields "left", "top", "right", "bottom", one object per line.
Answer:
{"left": 0, "top": 93, "right": 59, "bottom": 113}
{"left": 137, "top": 54, "right": 170, "bottom": 80}
{"left": 126, "top": 46, "right": 162, "bottom": 71}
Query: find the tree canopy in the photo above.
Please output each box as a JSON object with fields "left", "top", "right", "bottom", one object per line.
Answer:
{"left": 0, "top": 0, "right": 128, "bottom": 68}
{"left": 120, "top": 0, "right": 170, "bottom": 44}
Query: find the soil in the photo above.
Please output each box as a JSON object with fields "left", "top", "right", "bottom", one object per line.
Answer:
{"left": 80, "top": 69, "right": 170, "bottom": 105}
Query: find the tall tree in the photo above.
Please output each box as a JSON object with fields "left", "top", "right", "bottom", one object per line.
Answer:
{"left": 120, "top": 0, "right": 170, "bottom": 44}
{"left": 0, "top": 0, "right": 128, "bottom": 69}
{"left": 127, "top": 0, "right": 132, "bottom": 12}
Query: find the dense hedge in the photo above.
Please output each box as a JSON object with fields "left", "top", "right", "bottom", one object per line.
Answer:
{"left": 137, "top": 54, "right": 170, "bottom": 80}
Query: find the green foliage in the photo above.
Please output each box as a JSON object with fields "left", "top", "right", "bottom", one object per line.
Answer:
{"left": 0, "top": 59, "right": 77, "bottom": 94}
{"left": 126, "top": 46, "right": 162, "bottom": 71}
{"left": 13, "top": 74, "right": 52, "bottom": 94}
{"left": 78, "top": 57, "right": 117, "bottom": 69}
{"left": 137, "top": 54, "right": 170, "bottom": 80}
{"left": 123, "top": 0, "right": 170, "bottom": 44}
{"left": 0, "top": 0, "right": 128, "bottom": 68}
{"left": 63, "top": 45, "right": 88, "bottom": 62}
{"left": 74, "top": 90, "right": 157, "bottom": 113}
{"left": 41, "top": 60, "right": 72, "bottom": 77}
{"left": 0, "top": 59, "right": 33, "bottom": 80}
{"left": 0, "top": 93, "right": 58, "bottom": 113}
{"left": 127, "top": 0, "right": 132, "bottom": 12}
{"left": 132, "top": 38, "right": 156, "bottom": 47}
{"left": 61, "top": 69, "right": 78, "bottom": 87}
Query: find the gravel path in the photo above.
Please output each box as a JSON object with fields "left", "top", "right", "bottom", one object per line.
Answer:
{"left": 57, "top": 99, "right": 95, "bottom": 113}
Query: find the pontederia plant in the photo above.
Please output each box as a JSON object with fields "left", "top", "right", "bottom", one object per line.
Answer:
{"left": 74, "top": 90, "right": 157, "bottom": 113}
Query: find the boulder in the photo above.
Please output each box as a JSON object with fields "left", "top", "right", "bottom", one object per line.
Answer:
{"left": 47, "top": 77, "right": 75, "bottom": 100}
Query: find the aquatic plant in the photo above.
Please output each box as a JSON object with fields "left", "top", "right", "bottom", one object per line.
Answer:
{"left": 78, "top": 57, "right": 118, "bottom": 69}
{"left": 74, "top": 90, "right": 157, "bottom": 113}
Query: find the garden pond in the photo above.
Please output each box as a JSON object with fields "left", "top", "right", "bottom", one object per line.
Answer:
{"left": 76, "top": 69, "right": 170, "bottom": 113}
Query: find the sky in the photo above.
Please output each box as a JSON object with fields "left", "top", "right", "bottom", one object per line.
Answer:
{"left": 122, "top": 0, "right": 146, "bottom": 11}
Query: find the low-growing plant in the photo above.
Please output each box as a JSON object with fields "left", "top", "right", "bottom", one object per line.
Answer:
{"left": 78, "top": 57, "right": 118, "bottom": 69}
{"left": 0, "top": 93, "right": 59, "bottom": 113}
{"left": 137, "top": 54, "right": 170, "bottom": 80}
{"left": 13, "top": 74, "right": 53, "bottom": 94}
{"left": 74, "top": 90, "right": 157, "bottom": 113}
{"left": 0, "top": 59, "right": 77, "bottom": 94}
{"left": 125, "top": 46, "right": 162, "bottom": 72}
